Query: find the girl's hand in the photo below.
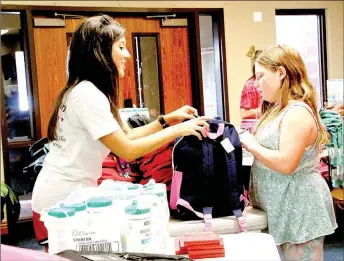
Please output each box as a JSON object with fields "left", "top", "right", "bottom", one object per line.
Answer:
{"left": 240, "top": 131, "right": 259, "bottom": 152}
{"left": 173, "top": 116, "right": 210, "bottom": 140}
{"left": 164, "top": 105, "right": 199, "bottom": 125}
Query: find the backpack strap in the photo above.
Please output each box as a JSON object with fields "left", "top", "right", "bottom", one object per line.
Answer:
{"left": 222, "top": 126, "right": 248, "bottom": 232}
{"left": 170, "top": 137, "right": 185, "bottom": 210}
{"left": 173, "top": 141, "right": 214, "bottom": 231}
{"left": 201, "top": 141, "right": 215, "bottom": 232}
{"left": 202, "top": 122, "right": 247, "bottom": 232}
{"left": 193, "top": 122, "right": 225, "bottom": 232}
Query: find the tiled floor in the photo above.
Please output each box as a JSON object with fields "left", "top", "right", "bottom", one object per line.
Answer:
{"left": 2, "top": 221, "right": 343, "bottom": 260}
{"left": 323, "top": 229, "right": 344, "bottom": 261}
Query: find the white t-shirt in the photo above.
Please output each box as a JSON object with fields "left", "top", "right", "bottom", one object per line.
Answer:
{"left": 32, "top": 80, "right": 120, "bottom": 213}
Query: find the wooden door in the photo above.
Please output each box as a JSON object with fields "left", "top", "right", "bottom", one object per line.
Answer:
{"left": 116, "top": 17, "right": 192, "bottom": 113}
{"left": 33, "top": 17, "right": 85, "bottom": 137}
{"left": 33, "top": 15, "right": 192, "bottom": 137}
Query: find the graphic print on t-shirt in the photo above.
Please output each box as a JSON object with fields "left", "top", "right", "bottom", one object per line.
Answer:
{"left": 51, "top": 103, "right": 67, "bottom": 151}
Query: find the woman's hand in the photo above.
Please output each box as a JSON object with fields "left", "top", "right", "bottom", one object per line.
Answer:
{"left": 240, "top": 131, "right": 260, "bottom": 153}
{"left": 173, "top": 116, "right": 210, "bottom": 140}
{"left": 164, "top": 105, "right": 199, "bottom": 125}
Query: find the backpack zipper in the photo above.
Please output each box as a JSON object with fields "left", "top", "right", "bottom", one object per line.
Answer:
{"left": 172, "top": 137, "right": 184, "bottom": 170}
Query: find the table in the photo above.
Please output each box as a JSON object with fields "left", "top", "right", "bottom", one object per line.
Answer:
{"left": 331, "top": 188, "right": 344, "bottom": 214}
{"left": 169, "top": 207, "right": 267, "bottom": 237}
{"left": 168, "top": 232, "right": 281, "bottom": 261}
{"left": 332, "top": 188, "right": 344, "bottom": 201}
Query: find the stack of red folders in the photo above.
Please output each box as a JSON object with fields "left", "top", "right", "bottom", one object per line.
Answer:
{"left": 175, "top": 232, "right": 225, "bottom": 259}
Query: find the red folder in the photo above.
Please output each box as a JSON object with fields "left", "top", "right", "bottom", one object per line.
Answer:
{"left": 180, "top": 232, "right": 221, "bottom": 247}
{"left": 175, "top": 232, "right": 225, "bottom": 259}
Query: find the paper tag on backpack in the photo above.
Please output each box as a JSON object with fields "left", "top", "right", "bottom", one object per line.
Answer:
{"left": 221, "top": 138, "right": 235, "bottom": 153}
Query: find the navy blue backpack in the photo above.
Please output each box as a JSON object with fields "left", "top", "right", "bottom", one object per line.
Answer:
{"left": 169, "top": 118, "right": 248, "bottom": 231}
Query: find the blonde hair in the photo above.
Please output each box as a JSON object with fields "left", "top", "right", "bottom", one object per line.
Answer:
{"left": 254, "top": 44, "right": 328, "bottom": 146}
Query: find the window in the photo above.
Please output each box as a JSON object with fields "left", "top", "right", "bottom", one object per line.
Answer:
{"left": 1, "top": 11, "right": 35, "bottom": 198}
{"left": 133, "top": 34, "right": 162, "bottom": 120}
{"left": 199, "top": 13, "right": 228, "bottom": 120}
{"left": 199, "top": 15, "right": 217, "bottom": 117}
{"left": 275, "top": 9, "right": 327, "bottom": 107}
{"left": 1, "top": 11, "right": 34, "bottom": 142}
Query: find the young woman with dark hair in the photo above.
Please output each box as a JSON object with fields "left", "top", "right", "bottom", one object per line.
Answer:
{"left": 32, "top": 14, "right": 209, "bottom": 246}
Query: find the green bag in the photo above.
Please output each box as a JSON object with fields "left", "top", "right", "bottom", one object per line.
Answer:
{"left": 320, "top": 110, "right": 343, "bottom": 187}
{"left": 1, "top": 183, "right": 20, "bottom": 223}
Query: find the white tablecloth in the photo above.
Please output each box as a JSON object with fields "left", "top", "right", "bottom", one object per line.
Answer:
{"left": 168, "top": 232, "right": 281, "bottom": 261}
{"left": 169, "top": 207, "right": 267, "bottom": 236}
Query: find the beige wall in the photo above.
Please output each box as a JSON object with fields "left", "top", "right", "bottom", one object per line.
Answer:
{"left": 3, "top": 1, "right": 343, "bottom": 127}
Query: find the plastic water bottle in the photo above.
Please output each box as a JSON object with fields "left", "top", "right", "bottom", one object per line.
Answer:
{"left": 115, "top": 183, "right": 142, "bottom": 208}
{"left": 142, "top": 181, "right": 170, "bottom": 254}
{"left": 87, "top": 197, "right": 113, "bottom": 213}
{"left": 45, "top": 207, "right": 76, "bottom": 254}
{"left": 86, "top": 197, "right": 122, "bottom": 252}
{"left": 143, "top": 179, "right": 169, "bottom": 222}
{"left": 99, "top": 180, "right": 126, "bottom": 196}
{"left": 123, "top": 199, "right": 153, "bottom": 253}
{"left": 60, "top": 202, "right": 88, "bottom": 250}
{"left": 61, "top": 202, "right": 87, "bottom": 216}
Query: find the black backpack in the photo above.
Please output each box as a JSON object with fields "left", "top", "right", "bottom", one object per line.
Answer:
{"left": 169, "top": 118, "right": 247, "bottom": 230}
{"left": 127, "top": 113, "right": 150, "bottom": 128}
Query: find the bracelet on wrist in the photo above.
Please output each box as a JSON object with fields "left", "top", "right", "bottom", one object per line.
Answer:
{"left": 158, "top": 115, "right": 169, "bottom": 129}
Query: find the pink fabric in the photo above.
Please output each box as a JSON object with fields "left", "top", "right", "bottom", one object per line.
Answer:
{"left": 240, "top": 189, "right": 250, "bottom": 216}
{"left": 176, "top": 198, "right": 204, "bottom": 218}
{"left": 240, "top": 76, "right": 261, "bottom": 110}
{"left": 318, "top": 161, "right": 329, "bottom": 178}
{"left": 1, "top": 244, "right": 69, "bottom": 261}
{"left": 206, "top": 123, "right": 224, "bottom": 139}
{"left": 239, "top": 190, "right": 249, "bottom": 232}
{"left": 169, "top": 170, "right": 183, "bottom": 210}
{"left": 238, "top": 217, "right": 248, "bottom": 232}
{"left": 240, "top": 119, "right": 258, "bottom": 133}
{"left": 204, "top": 214, "right": 213, "bottom": 232}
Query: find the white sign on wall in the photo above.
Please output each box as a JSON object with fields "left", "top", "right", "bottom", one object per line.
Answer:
{"left": 327, "top": 79, "right": 344, "bottom": 106}
{"left": 119, "top": 108, "right": 150, "bottom": 123}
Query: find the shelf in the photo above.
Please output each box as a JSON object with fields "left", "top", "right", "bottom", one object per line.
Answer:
{"left": 8, "top": 140, "right": 35, "bottom": 149}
